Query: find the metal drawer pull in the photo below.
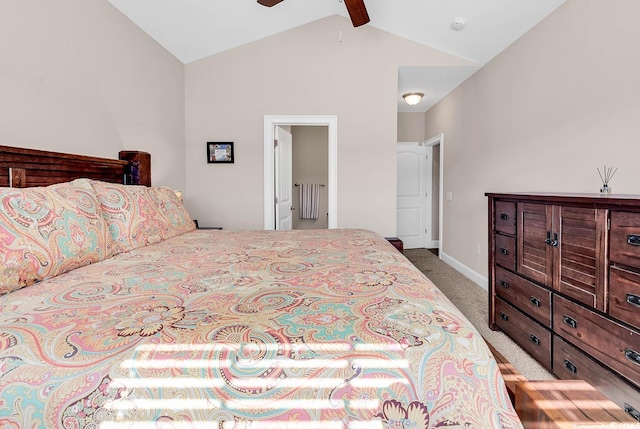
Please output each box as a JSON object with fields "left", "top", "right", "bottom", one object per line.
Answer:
{"left": 499, "top": 312, "right": 509, "bottom": 321}
{"left": 627, "top": 294, "right": 640, "bottom": 307}
{"left": 545, "top": 231, "right": 552, "bottom": 245}
{"left": 625, "top": 404, "right": 640, "bottom": 422}
{"left": 499, "top": 248, "right": 509, "bottom": 255}
{"left": 563, "top": 315, "right": 577, "bottom": 328}
{"left": 500, "top": 280, "right": 509, "bottom": 289}
{"left": 550, "top": 232, "right": 559, "bottom": 247}
{"left": 530, "top": 296, "right": 541, "bottom": 307}
{"left": 625, "top": 348, "right": 640, "bottom": 365}
{"left": 627, "top": 234, "right": 640, "bottom": 246}
{"left": 500, "top": 213, "right": 510, "bottom": 220}
{"left": 563, "top": 359, "right": 577, "bottom": 374}
{"left": 529, "top": 334, "right": 540, "bottom": 345}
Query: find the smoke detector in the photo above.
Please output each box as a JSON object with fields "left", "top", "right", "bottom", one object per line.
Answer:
{"left": 450, "top": 17, "right": 467, "bottom": 31}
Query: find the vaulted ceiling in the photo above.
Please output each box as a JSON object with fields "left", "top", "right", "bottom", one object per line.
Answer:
{"left": 108, "top": 0, "right": 566, "bottom": 112}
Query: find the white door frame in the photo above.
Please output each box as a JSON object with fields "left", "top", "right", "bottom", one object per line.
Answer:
{"left": 422, "top": 133, "right": 444, "bottom": 256}
{"left": 424, "top": 145, "right": 438, "bottom": 249}
{"left": 264, "top": 115, "right": 338, "bottom": 230}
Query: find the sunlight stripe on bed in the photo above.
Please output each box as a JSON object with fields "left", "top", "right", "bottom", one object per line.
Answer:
{"left": 98, "top": 421, "right": 385, "bottom": 429}
{"left": 226, "top": 398, "right": 380, "bottom": 410}
{"left": 108, "top": 378, "right": 225, "bottom": 389}
{"left": 104, "top": 398, "right": 221, "bottom": 410}
{"left": 109, "top": 376, "right": 407, "bottom": 390}
{"left": 120, "top": 358, "right": 349, "bottom": 369}
{"left": 134, "top": 342, "right": 354, "bottom": 352}
{"left": 120, "top": 357, "right": 408, "bottom": 370}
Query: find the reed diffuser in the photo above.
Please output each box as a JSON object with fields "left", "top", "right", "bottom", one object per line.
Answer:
{"left": 597, "top": 165, "right": 618, "bottom": 195}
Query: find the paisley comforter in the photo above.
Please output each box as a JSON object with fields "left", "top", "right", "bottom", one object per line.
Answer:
{"left": 0, "top": 229, "right": 522, "bottom": 428}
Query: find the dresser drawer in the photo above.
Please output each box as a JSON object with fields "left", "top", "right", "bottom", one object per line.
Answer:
{"left": 495, "top": 201, "right": 516, "bottom": 235}
{"left": 611, "top": 211, "right": 640, "bottom": 269}
{"left": 554, "top": 295, "right": 640, "bottom": 387}
{"left": 553, "top": 336, "right": 640, "bottom": 422}
{"left": 610, "top": 266, "right": 640, "bottom": 331}
{"left": 495, "top": 298, "right": 552, "bottom": 370}
{"left": 495, "top": 266, "right": 551, "bottom": 327}
{"left": 495, "top": 234, "right": 516, "bottom": 271}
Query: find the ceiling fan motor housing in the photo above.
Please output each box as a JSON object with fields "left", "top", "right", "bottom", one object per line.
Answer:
{"left": 257, "top": 0, "right": 285, "bottom": 7}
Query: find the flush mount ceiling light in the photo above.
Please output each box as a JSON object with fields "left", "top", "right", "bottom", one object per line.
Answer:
{"left": 403, "top": 92, "right": 424, "bottom": 106}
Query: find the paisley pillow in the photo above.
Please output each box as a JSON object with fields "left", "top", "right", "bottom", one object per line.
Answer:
{"left": 151, "top": 186, "right": 197, "bottom": 240}
{"left": 90, "top": 181, "right": 195, "bottom": 253}
{"left": 0, "top": 179, "right": 117, "bottom": 295}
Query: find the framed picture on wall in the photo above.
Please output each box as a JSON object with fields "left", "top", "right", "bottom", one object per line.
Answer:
{"left": 207, "top": 142, "right": 234, "bottom": 163}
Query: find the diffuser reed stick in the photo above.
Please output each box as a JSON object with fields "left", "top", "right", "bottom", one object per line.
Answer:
{"left": 597, "top": 165, "right": 617, "bottom": 195}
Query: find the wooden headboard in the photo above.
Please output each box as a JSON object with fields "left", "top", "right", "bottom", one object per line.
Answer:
{"left": 0, "top": 145, "right": 150, "bottom": 188}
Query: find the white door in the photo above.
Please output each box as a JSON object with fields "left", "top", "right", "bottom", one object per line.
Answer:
{"left": 275, "top": 126, "right": 293, "bottom": 230}
{"left": 397, "top": 144, "right": 432, "bottom": 249}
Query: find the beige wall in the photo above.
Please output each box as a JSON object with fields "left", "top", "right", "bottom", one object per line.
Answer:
{"left": 424, "top": 0, "right": 640, "bottom": 278}
{"left": 185, "top": 15, "right": 475, "bottom": 234}
{"left": 398, "top": 112, "right": 426, "bottom": 142}
{"left": 292, "top": 126, "right": 329, "bottom": 230}
{"left": 0, "top": 0, "right": 186, "bottom": 191}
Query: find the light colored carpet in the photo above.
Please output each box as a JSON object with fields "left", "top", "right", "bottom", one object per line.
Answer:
{"left": 404, "top": 248, "right": 555, "bottom": 382}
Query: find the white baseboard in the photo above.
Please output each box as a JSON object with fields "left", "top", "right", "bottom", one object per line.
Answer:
{"left": 402, "top": 240, "right": 439, "bottom": 251}
{"left": 439, "top": 251, "right": 488, "bottom": 291}
{"left": 426, "top": 240, "right": 439, "bottom": 249}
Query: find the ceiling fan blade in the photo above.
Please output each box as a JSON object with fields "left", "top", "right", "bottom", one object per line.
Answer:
{"left": 343, "top": 0, "right": 370, "bottom": 27}
{"left": 257, "top": 0, "right": 284, "bottom": 6}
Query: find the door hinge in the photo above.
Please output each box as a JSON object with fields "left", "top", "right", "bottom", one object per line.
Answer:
{"left": 274, "top": 139, "right": 278, "bottom": 148}
{"left": 608, "top": 217, "right": 611, "bottom": 230}
{"left": 274, "top": 196, "right": 279, "bottom": 204}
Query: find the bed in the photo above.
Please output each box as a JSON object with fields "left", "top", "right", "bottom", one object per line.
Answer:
{"left": 0, "top": 146, "right": 521, "bottom": 428}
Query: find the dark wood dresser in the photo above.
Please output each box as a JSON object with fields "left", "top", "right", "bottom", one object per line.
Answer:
{"left": 487, "top": 192, "right": 640, "bottom": 422}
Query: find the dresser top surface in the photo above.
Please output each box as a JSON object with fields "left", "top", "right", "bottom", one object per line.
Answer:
{"left": 486, "top": 192, "right": 640, "bottom": 208}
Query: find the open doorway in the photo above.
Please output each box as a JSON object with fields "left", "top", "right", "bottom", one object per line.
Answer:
{"left": 425, "top": 133, "right": 443, "bottom": 256}
{"left": 395, "top": 133, "right": 443, "bottom": 254}
{"left": 424, "top": 134, "right": 442, "bottom": 254}
{"left": 263, "top": 115, "right": 338, "bottom": 231}
{"left": 291, "top": 126, "right": 329, "bottom": 230}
